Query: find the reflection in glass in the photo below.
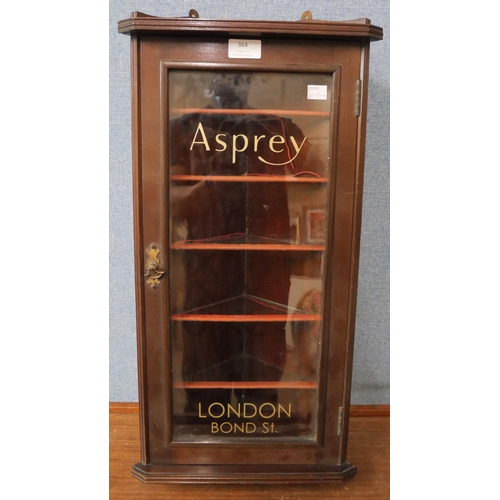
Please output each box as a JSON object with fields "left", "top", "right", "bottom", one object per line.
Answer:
{"left": 168, "top": 71, "right": 331, "bottom": 442}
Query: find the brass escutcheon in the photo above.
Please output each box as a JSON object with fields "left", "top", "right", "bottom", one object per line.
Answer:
{"left": 145, "top": 244, "right": 165, "bottom": 289}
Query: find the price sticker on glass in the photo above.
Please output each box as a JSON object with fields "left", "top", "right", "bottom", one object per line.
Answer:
{"left": 307, "top": 85, "right": 328, "bottom": 100}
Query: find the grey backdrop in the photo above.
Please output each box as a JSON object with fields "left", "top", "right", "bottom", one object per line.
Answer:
{"left": 109, "top": 0, "right": 390, "bottom": 404}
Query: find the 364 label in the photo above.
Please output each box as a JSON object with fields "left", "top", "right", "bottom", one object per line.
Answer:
{"left": 228, "top": 39, "right": 262, "bottom": 59}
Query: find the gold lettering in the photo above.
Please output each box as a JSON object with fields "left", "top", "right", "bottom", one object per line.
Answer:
{"left": 211, "top": 422, "right": 218, "bottom": 433}
{"left": 269, "top": 135, "right": 285, "bottom": 153}
{"left": 234, "top": 422, "right": 245, "bottom": 433}
{"left": 258, "top": 402, "right": 276, "bottom": 419}
{"left": 278, "top": 403, "right": 292, "bottom": 418}
{"left": 254, "top": 134, "right": 266, "bottom": 152}
{"left": 198, "top": 403, "right": 207, "bottom": 418}
{"left": 289, "top": 136, "right": 307, "bottom": 156}
{"left": 263, "top": 422, "right": 276, "bottom": 433}
{"left": 258, "top": 136, "right": 307, "bottom": 166}
{"left": 199, "top": 401, "right": 293, "bottom": 420}
{"left": 190, "top": 122, "right": 308, "bottom": 168}
{"left": 232, "top": 134, "right": 249, "bottom": 163}
{"left": 227, "top": 403, "right": 241, "bottom": 418}
{"left": 215, "top": 133, "right": 227, "bottom": 151}
{"left": 190, "top": 122, "right": 210, "bottom": 151}
{"left": 246, "top": 422, "right": 257, "bottom": 433}
{"left": 208, "top": 402, "right": 225, "bottom": 418}
{"left": 243, "top": 403, "right": 257, "bottom": 418}
{"left": 220, "top": 422, "right": 233, "bottom": 434}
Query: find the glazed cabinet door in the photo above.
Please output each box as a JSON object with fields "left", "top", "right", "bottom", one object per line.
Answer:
{"left": 133, "top": 35, "right": 365, "bottom": 475}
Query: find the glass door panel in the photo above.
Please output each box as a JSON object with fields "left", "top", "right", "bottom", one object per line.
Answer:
{"left": 168, "top": 70, "right": 332, "bottom": 442}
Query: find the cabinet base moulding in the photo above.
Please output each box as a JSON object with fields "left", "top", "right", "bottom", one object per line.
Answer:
{"left": 131, "top": 462, "right": 357, "bottom": 484}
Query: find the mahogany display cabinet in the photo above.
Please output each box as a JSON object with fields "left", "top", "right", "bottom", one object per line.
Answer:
{"left": 118, "top": 10, "right": 383, "bottom": 484}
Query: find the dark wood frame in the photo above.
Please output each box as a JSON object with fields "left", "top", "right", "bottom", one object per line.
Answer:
{"left": 118, "top": 12, "right": 382, "bottom": 484}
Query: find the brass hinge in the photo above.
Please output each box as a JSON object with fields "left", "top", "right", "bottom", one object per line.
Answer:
{"left": 354, "top": 80, "right": 361, "bottom": 117}
{"left": 337, "top": 407, "right": 345, "bottom": 437}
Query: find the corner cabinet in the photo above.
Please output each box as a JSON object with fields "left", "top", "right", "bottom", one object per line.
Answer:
{"left": 118, "top": 10, "right": 383, "bottom": 484}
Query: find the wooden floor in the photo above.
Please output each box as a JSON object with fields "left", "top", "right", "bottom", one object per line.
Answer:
{"left": 110, "top": 407, "right": 389, "bottom": 499}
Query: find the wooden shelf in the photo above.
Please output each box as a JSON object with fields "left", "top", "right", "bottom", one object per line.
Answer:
{"left": 171, "top": 294, "right": 321, "bottom": 322}
{"left": 175, "top": 353, "right": 318, "bottom": 390}
{"left": 171, "top": 234, "right": 325, "bottom": 251}
{"left": 173, "top": 381, "right": 318, "bottom": 389}
{"left": 170, "top": 108, "right": 330, "bottom": 117}
{"left": 170, "top": 174, "right": 328, "bottom": 183}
